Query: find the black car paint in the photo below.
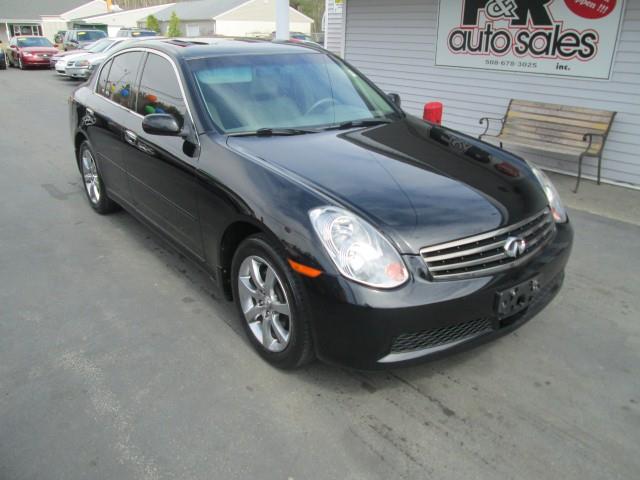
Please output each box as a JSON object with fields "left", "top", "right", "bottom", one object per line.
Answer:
{"left": 70, "top": 40, "right": 573, "bottom": 369}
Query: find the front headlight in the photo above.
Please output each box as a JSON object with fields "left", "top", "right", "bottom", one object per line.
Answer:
{"left": 76, "top": 60, "right": 90, "bottom": 68}
{"left": 309, "top": 207, "right": 409, "bottom": 289}
{"left": 531, "top": 166, "right": 567, "bottom": 223}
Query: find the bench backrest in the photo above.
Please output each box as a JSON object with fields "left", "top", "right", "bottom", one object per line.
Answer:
{"left": 503, "top": 99, "right": 616, "bottom": 154}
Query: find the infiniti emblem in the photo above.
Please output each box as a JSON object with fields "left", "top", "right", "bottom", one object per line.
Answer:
{"left": 504, "top": 236, "right": 527, "bottom": 258}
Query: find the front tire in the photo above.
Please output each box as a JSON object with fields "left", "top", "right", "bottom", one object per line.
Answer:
{"left": 231, "top": 234, "right": 315, "bottom": 369}
{"left": 78, "top": 141, "right": 118, "bottom": 214}
{"left": 18, "top": 57, "right": 24, "bottom": 70}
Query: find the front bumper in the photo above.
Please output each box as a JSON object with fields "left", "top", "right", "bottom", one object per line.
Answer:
{"left": 66, "top": 66, "right": 91, "bottom": 79}
{"left": 304, "top": 222, "right": 573, "bottom": 369}
{"left": 22, "top": 56, "right": 53, "bottom": 66}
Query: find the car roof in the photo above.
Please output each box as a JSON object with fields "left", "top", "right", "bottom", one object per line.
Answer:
{"left": 115, "top": 37, "right": 325, "bottom": 60}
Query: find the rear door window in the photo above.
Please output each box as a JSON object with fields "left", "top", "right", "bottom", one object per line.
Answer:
{"left": 104, "top": 52, "right": 144, "bottom": 109}
{"left": 97, "top": 59, "right": 113, "bottom": 98}
{"left": 136, "top": 53, "right": 186, "bottom": 128}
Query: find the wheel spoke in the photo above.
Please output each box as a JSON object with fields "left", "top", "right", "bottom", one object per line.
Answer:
{"left": 243, "top": 302, "right": 264, "bottom": 322}
{"left": 238, "top": 275, "right": 258, "bottom": 298}
{"left": 271, "top": 316, "right": 289, "bottom": 344}
{"left": 271, "top": 301, "right": 290, "bottom": 317}
{"left": 250, "top": 258, "right": 264, "bottom": 289}
{"left": 261, "top": 314, "right": 275, "bottom": 349}
{"left": 264, "top": 268, "right": 276, "bottom": 293}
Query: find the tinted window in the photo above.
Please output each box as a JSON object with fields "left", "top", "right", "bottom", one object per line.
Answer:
{"left": 132, "top": 30, "right": 157, "bottom": 37}
{"left": 77, "top": 30, "right": 106, "bottom": 41}
{"left": 97, "top": 59, "right": 113, "bottom": 98}
{"left": 104, "top": 52, "right": 143, "bottom": 109}
{"left": 137, "top": 54, "right": 186, "bottom": 127}
{"left": 17, "top": 37, "right": 53, "bottom": 47}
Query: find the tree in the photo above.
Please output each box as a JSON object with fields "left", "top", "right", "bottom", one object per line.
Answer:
{"left": 167, "top": 11, "right": 181, "bottom": 37}
{"left": 146, "top": 14, "right": 160, "bottom": 33}
{"left": 291, "top": 0, "right": 325, "bottom": 33}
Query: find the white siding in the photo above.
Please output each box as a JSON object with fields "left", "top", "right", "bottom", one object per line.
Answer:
{"left": 325, "top": 0, "right": 344, "bottom": 55}
{"left": 344, "top": 0, "right": 640, "bottom": 187}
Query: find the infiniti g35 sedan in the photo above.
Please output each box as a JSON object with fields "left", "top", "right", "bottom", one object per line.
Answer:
{"left": 70, "top": 39, "right": 573, "bottom": 370}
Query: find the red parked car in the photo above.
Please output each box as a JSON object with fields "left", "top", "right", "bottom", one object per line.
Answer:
{"left": 7, "top": 36, "right": 59, "bottom": 69}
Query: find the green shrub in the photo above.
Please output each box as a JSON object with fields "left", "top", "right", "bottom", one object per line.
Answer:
{"left": 146, "top": 14, "right": 160, "bottom": 33}
{"left": 167, "top": 12, "right": 181, "bottom": 37}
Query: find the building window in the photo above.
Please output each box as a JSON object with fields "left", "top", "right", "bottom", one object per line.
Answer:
{"left": 11, "top": 24, "right": 41, "bottom": 36}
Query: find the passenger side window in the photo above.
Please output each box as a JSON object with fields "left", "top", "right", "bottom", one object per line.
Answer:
{"left": 96, "top": 59, "right": 112, "bottom": 98}
{"left": 104, "top": 52, "right": 144, "bottom": 109}
{"left": 136, "top": 53, "right": 186, "bottom": 128}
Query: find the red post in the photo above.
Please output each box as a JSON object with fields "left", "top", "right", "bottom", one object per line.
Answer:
{"left": 423, "top": 102, "right": 443, "bottom": 125}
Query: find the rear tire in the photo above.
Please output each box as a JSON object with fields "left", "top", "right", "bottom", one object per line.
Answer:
{"left": 231, "top": 234, "right": 315, "bottom": 369}
{"left": 78, "top": 141, "right": 118, "bottom": 214}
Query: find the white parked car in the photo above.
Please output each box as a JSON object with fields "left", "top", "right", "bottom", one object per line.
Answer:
{"left": 65, "top": 37, "right": 164, "bottom": 79}
{"left": 54, "top": 38, "right": 125, "bottom": 78}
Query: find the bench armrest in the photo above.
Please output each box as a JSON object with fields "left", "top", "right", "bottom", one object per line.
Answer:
{"left": 583, "top": 132, "right": 606, "bottom": 153}
{"left": 479, "top": 117, "right": 504, "bottom": 140}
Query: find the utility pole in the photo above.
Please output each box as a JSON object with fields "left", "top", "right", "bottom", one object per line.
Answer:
{"left": 275, "top": 0, "right": 290, "bottom": 40}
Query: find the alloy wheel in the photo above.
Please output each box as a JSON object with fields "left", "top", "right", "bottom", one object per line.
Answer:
{"left": 237, "top": 255, "right": 292, "bottom": 353}
{"left": 81, "top": 148, "right": 101, "bottom": 204}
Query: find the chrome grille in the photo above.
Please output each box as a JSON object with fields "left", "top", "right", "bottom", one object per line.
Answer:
{"left": 421, "top": 208, "right": 555, "bottom": 280}
{"left": 390, "top": 318, "right": 493, "bottom": 353}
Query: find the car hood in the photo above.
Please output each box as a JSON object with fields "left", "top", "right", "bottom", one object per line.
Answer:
{"left": 226, "top": 116, "right": 548, "bottom": 253}
{"left": 84, "top": 52, "right": 108, "bottom": 63}
{"left": 57, "top": 51, "right": 88, "bottom": 61}
{"left": 54, "top": 50, "right": 83, "bottom": 59}
{"left": 21, "top": 47, "right": 58, "bottom": 54}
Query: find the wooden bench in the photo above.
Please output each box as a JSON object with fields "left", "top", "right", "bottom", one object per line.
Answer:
{"left": 479, "top": 99, "right": 616, "bottom": 192}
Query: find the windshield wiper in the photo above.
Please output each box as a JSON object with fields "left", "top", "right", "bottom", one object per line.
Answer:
{"left": 324, "top": 118, "right": 394, "bottom": 131}
{"left": 229, "top": 127, "right": 319, "bottom": 137}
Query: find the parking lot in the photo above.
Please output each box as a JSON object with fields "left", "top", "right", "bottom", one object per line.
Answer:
{"left": 1, "top": 68, "right": 639, "bottom": 479}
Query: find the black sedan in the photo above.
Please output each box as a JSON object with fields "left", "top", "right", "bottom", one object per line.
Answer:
{"left": 69, "top": 39, "right": 573, "bottom": 370}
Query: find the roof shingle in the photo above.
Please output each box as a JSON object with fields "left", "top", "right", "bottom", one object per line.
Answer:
{"left": 153, "top": 0, "right": 249, "bottom": 22}
{"left": 0, "top": 0, "right": 100, "bottom": 21}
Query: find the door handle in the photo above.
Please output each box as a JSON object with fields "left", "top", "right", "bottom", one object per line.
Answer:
{"left": 124, "top": 130, "right": 138, "bottom": 146}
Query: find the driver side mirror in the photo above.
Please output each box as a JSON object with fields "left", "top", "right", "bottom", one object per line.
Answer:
{"left": 142, "top": 114, "right": 182, "bottom": 136}
{"left": 388, "top": 93, "right": 402, "bottom": 108}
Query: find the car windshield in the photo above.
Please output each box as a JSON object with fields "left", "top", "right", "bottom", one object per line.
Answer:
{"left": 87, "top": 39, "right": 116, "bottom": 53}
{"left": 131, "top": 31, "right": 157, "bottom": 37}
{"left": 77, "top": 30, "right": 106, "bottom": 41}
{"left": 17, "top": 37, "right": 53, "bottom": 48}
{"left": 190, "top": 53, "right": 398, "bottom": 134}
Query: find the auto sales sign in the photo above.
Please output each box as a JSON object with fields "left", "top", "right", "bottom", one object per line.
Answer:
{"left": 435, "top": 0, "right": 625, "bottom": 79}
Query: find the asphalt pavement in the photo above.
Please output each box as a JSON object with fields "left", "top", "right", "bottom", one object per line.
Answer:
{"left": 1, "top": 68, "right": 639, "bottom": 480}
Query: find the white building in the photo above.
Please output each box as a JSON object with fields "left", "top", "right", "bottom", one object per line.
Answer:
{"left": 0, "top": 0, "right": 108, "bottom": 44}
{"left": 146, "top": 0, "right": 314, "bottom": 38}
{"left": 325, "top": 0, "right": 640, "bottom": 188}
{"left": 74, "top": 4, "right": 175, "bottom": 37}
